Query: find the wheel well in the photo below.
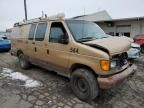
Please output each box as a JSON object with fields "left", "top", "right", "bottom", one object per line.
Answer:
{"left": 70, "top": 63, "right": 98, "bottom": 78}
{"left": 17, "top": 50, "right": 23, "bottom": 56}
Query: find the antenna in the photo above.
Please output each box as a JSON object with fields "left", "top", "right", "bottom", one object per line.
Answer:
{"left": 42, "top": 11, "right": 44, "bottom": 18}
{"left": 24, "top": 0, "right": 28, "bottom": 20}
{"left": 82, "top": 7, "right": 86, "bottom": 39}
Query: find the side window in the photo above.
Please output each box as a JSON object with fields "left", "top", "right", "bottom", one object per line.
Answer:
{"left": 35, "top": 23, "right": 47, "bottom": 41}
{"left": 29, "top": 24, "right": 36, "bottom": 40}
{"left": 49, "top": 22, "right": 68, "bottom": 43}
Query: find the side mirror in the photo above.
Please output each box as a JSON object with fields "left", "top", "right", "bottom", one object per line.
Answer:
{"left": 60, "top": 38, "right": 68, "bottom": 44}
{"left": 59, "top": 34, "right": 68, "bottom": 44}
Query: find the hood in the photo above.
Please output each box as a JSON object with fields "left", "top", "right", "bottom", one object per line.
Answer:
{"left": 121, "top": 36, "right": 134, "bottom": 42}
{"left": 83, "top": 37, "right": 131, "bottom": 55}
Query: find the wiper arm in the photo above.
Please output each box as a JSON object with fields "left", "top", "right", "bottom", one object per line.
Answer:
{"left": 100, "top": 37, "right": 108, "bottom": 39}
{"left": 77, "top": 37, "right": 97, "bottom": 42}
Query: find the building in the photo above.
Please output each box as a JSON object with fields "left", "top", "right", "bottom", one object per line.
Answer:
{"left": 96, "top": 17, "right": 144, "bottom": 38}
{"left": 0, "top": 29, "right": 12, "bottom": 39}
{"left": 0, "top": 31, "right": 6, "bottom": 37}
{"left": 73, "top": 11, "right": 144, "bottom": 38}
{"left": 73, "top": 10, "right": 112, "bottom": 22}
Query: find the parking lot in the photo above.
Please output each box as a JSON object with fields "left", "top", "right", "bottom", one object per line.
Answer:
{"left": 0, "top": 52, "right": 144, "bottom": 108}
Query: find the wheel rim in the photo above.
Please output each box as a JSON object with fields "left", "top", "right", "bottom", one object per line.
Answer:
{"left": 73, "top": 76, "right": 90, "bottom": 98}
{"left": 77, "top": 79, "right": 88, "bottom": 92}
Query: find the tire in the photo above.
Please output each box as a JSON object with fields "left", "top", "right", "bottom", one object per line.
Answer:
{"left": 18, "top": 53, "right": 30, "bottom": 69}
{"left": 141, "top": 44, "right": 144, "bottom": 53}
{"left": 70, "top": 68, "right": 99, "bottom": 102}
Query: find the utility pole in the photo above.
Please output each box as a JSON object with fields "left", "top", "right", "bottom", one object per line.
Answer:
{"left": 24, "top": 0, "right": 28, "bottom": 20}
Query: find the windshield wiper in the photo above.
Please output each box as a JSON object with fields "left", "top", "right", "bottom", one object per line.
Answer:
{"left": 77, "top": 37, "right": 97, "bottom": 42}
{"left": 100, "top": 37, "right": 108, "bottom": 39}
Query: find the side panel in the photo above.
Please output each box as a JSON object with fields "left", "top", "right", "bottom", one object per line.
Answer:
{"left": 31, "top": 22, "right": 49, "bottom": 63}
{"left": 11, "top": 25, "right": 30, "bottom": 55}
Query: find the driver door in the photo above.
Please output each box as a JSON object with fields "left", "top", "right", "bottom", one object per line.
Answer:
{"left": 46, "top": 21, "right": 70, "bottom": 74}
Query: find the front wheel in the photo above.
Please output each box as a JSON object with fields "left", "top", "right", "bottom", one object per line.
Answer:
{"left": 18, "top": 53, "right": 30, "bottom": 69}
{"left": 70, "top": 68, "right": 99, "bottom": 102}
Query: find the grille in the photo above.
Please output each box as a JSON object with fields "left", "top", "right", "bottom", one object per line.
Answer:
{"left": 112, "top": 52, "right": 128, "bottom": 67}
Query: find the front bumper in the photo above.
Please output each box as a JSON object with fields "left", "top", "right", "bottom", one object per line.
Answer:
{"left": 0, "top": 48, "right": 11, "bottom": 52}
{"left": 0, "top": 46, "right": 11, "bottom": 52}
{"left": 97, "top": 64, "right": 137, "bottom": 89}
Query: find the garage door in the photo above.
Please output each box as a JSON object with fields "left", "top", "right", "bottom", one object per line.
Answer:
{"left": 116, "top": 25, "right": 131, "bottom": 33}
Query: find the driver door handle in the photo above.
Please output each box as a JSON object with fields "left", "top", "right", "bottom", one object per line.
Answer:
{"left": 32, "top": 42, "right": 35, "bottom": 44}
{"left": 47, "top": 49, "right": 49, "bottom": 54}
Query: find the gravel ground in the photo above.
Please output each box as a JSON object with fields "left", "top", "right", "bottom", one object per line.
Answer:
{"left": 0, "top": 52, "right": 144, "bottom": 108}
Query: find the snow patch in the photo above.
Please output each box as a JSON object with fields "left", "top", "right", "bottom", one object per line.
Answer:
{"left": 1, "top": 68, "right": 42, "bottom": 88}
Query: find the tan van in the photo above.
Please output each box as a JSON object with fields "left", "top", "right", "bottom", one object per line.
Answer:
{"left": 10, "top": 14, "right": 136, "bottom": 101}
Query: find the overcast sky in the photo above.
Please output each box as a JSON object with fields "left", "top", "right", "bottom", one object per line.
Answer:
{"left": 0, "top": 0, "right": 144, "bottom": 31}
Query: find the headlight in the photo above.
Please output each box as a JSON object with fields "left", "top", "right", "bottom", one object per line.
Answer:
{"left": 100, "top": 60, "right": 110, "bottom": 71}
{"left": 111, "top": 60, "right": 117, "bottom": 68}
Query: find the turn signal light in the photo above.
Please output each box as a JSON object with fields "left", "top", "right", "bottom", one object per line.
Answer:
{"left": 100, "top": 60, "right": 110, "bottom": 71}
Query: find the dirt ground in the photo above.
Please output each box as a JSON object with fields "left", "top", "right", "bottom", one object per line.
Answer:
{"left": 0, "top": 52, "right": 144, "bottom": 108}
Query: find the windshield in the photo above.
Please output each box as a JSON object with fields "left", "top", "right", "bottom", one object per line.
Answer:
{"left": 0, "top": 36, "right": 8, "bottom": 40}
{"left": 66, "top": 20, "right": 108, "bottom": 42}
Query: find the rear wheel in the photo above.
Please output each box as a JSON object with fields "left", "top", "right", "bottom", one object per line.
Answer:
{"left": 141, "top": 44, "right": 144, "bottom": 53}
{"left": 18, "top": 53, "right": 30, "bottom": 69}
{"left": 70, "top": 68, "right": 99, "bottom": 102}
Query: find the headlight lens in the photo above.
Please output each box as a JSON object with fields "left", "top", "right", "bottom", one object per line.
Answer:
{"left": 111, "top": 60, "right": 117, "bottom": 68}
{"left": 100, "top": 60, "right": 110, "bottom": 71}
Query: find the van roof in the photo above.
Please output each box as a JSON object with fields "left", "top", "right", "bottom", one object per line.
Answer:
{"left": 14, "top": 13, "right": 65, "bottom": 27}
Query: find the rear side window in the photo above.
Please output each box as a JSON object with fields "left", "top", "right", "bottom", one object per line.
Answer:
{"left": 29, "top": 24, "right": 36, "bottom": 40}
{"left": 35, "top": 23, "right": 47, "bottom": 41}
